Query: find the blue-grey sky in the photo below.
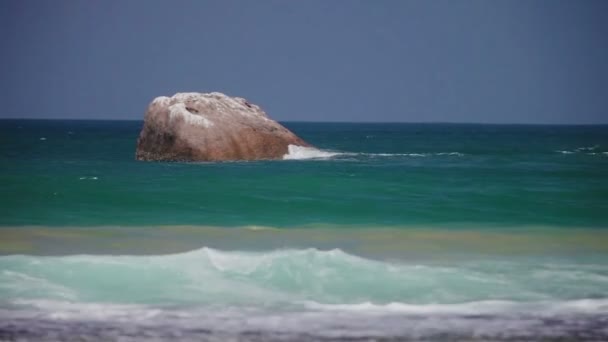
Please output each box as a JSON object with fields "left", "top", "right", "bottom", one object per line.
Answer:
{"left": 1, "top": 0, "right": 607, "bottom": 123}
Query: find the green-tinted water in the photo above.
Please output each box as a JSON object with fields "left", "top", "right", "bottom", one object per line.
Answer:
{"left": 1, "top": 120, "right": 608, "bottom": 340}
{"left": 1, "top": 120, "right": 607, "bottom": 227}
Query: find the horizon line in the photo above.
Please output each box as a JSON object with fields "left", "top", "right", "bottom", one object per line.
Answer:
{"left": 1, "top": 117, "right": 608, "bottom": 126}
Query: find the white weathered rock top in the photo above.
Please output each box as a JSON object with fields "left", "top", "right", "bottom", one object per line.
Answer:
{"left": 136, "top": 92, "right": 309, "bottom": 161}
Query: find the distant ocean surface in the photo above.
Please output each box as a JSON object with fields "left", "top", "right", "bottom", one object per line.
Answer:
{"left": 1, "top": 120, "right": 608, "bottom": 341}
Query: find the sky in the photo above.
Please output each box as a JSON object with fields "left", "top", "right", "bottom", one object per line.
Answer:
{"left": 1, "top": 0, "right": 607, "bottom": 124}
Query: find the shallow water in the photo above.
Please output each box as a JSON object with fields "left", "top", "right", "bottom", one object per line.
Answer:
{"left": 2, "top": 226, "right": 608, "bottom": 340}
{"left": 1, "top": 120, "right": 607, "bottom": 340}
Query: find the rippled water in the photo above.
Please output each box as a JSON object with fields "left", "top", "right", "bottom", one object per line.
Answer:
{"left": 1, "top": 120, "right": 607, "bottom": 340}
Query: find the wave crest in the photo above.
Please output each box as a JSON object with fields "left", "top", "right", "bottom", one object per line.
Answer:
{"left": 283, "top": 145, "right": 465, "bottom": 160}
{"left": 283, "top": 145, "right": 342, "bottom": 160}
{"left": 2, "top": 247, "right": 607, "bottom": 307}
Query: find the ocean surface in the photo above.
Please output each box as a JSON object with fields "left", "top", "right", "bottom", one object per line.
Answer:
{"left": 1, "top": 120, "right": 608, "bottom": 341}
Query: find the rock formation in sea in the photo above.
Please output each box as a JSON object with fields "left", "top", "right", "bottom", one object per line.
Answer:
{"left": 135, "top": 92, "right": 310, "bottom": 161}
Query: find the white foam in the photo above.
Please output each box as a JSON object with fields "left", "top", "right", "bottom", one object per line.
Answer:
{"left": 14, "top": 298, "right": 581, "bottom": 326}
{"left": 575, "top": 145, "right": 600, "bottom": 151}
{"left": 283, "top": 145, "right": 341, "bottom": 160}
{"left": 39, "top": 137, "right": 46, "bottom": 141}
{"left": 366, "top": 153, "right": 422, "bottom": 157}
{"left": 5, "top": 298, "right": 608, "bottom": 341}
{"left": 281, "top": 148, "right": 467, "bottom": 160}
{"left": 11, "top": 297, "right": 608, "bottom": 320}
{"left": 365, "top": 152, "right": 463, "bottom": 157}
{"left": 305, "top": 298, "right": 608, "bottom": 315}
{"left": 556, "top": 148, "right": 607, "bottom": 155}
{"left": 11, "top": 299, "right": 161, "bottom": 322}
{"left": 436, "top": 152, "right": 464, "bottom": 156}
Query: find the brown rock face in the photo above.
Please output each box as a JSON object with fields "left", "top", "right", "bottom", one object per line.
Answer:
{"left": 135, "top": 92, "right": 310, "bottom": 161}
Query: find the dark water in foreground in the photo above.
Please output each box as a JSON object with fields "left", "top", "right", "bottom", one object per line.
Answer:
{"left": 1, "top": 120, "right": 608, "bottom": 340}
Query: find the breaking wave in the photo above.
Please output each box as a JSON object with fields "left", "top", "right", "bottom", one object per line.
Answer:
{"left": 283, "top": 144, "right": 465, "bottom": 160}
{"left": 2, "top": 247, "right": 607, "bottom": 306}
{"left": 282, "top": 145, "right": 341, "bottom": 160}
{"left": 2, "top": 247, "right": 608, "bottom": 340}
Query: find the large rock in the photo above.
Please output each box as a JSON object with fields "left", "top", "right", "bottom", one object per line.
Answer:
{"left": 135, "top": 92, "right": 310, "bottom": 161}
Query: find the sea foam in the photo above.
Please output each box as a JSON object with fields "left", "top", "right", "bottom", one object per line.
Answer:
{"left": 283, "top": 145, "right": 342, "bottom": 160}
{"left": 4, "top": 297, "right": 608, "bottom": 342}
{"left": 283, "top": 145, "right": 465, "bottom": 160}
{"left": 305, "top": 298, "right": 608, "bottom": 315}
{"left": 2, "top": 246, "right": 608, "bottom": 341}
{"left": 556, "top": 145, "right": 605, "bottom": 155}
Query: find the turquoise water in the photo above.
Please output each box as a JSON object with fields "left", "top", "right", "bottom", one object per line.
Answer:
{"left": 1, "top": 120, "right": 607, "bottom": 227}
{"left": 1, "top": 120, "right": 608, "bottom": 340}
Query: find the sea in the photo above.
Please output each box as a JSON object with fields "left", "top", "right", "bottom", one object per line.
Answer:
{"left": 1, "top": 119, "right": 607, "bottom": 341}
